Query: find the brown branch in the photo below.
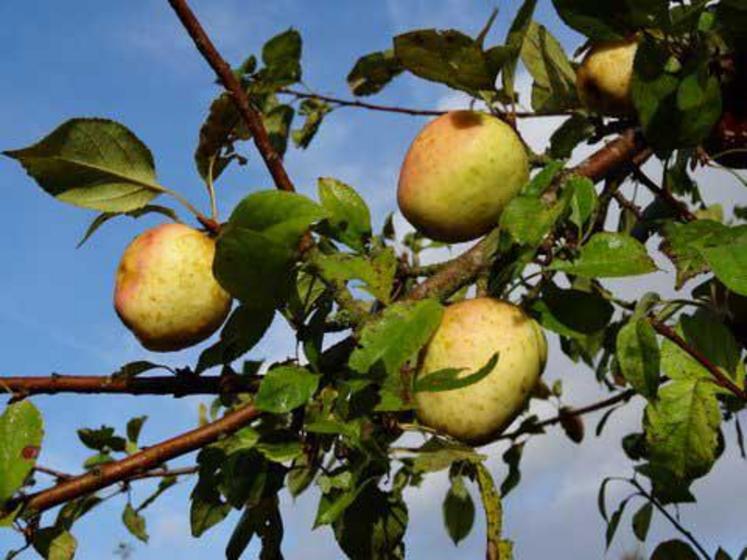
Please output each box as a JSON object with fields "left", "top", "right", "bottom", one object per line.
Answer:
{"left": 497, "top": 389, "right": 636, "bottom": 441}
{"left": 632, "top": 167, "right": 697, "bottom": 222}
{"left": 167, "top": 0, "right": 295, "bottom": 193}
{"left": 406, "top": 130, "right": 651, "bottom": 301}
{"left": 650, "top": 319, "right": 747, "bottom": 400}
{"left": 1, "top": 375, "right": 258, "bottom": 398}
{"left": 14, "top": 403, "right": 259, "bottom": 514}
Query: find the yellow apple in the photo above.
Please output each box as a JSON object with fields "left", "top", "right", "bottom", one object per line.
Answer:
{"left": 114, "top": 223, "right": 232, "bottom": 352}
{"left": 397, "top": 111, "right": 529, "bottom": 243}
{"left": 576, "top": 39, "right": 638, "bottom": 116}
{"left": 415, "top": 298, "right": 547, "bottom": 445}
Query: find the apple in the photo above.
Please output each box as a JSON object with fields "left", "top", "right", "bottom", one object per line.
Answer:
{"left": 397, "top": 110, "right": 529, "bottom": 243}
{"left": 114, "top": 223, "right": 232, "bottom": 352}
{"left": 576, "top": 39, "right": 638, "bottom": 116}
{"left": 414, "top": 298, "right": 547, "bottom": 445}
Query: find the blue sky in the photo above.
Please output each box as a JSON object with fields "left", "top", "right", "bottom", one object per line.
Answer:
{"left": 2, "top": 1, "right": 746, "bottom": 558}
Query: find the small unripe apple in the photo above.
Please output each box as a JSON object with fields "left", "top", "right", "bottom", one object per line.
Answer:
{"left": 114, "top": 223, "right": 232, "bottom": 352}
{"left": 397, "top": 111, "right": 529, "bottom": 243}
{"left": 576, "top": 39, "right": 638, "bottom": 116}
{"left": 414, "top": 298, "right": 547, "bottom": 445}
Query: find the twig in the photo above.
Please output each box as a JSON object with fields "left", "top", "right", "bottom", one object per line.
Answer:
{"left": 629, "top": 479, "right": 711, "bottom": 560}
{"left": 12, "top": 403, "right": 260, "bottom": 514}
{"left": 279, "top": 88, "right": 574, "bottom": 119}
{"left": 497, "top": 389, "right": 636, "bottom": 441}
{"left": 0, "top": 375, "right": 258, "bottom": 398}
{"left": 168, "top": 0, "right": 295, "bottom": 193}
{"left": 612, "top": 191, "right": 644, "bottom": 220}
{"left": 632, "top": 168, "right": 696, "bottom": 222}
{"left": 649, "top": 319, "right": 747, "bottom": 400}
{"left": 33, "top": 464, "right": 197, "bottom": 482}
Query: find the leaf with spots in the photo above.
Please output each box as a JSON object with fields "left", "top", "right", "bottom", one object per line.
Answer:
{"left": 0, "top": 401, "right": 44, "bottom": 504}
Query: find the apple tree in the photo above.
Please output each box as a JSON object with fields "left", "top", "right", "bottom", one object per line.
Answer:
{"left": 2, "top": 0, "right": 747, "bottom": 558}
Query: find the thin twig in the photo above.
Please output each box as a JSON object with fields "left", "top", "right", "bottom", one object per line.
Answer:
{"left": 629, "top": 479, "right": 711, "bottom": 560}
{"left": 633, "top": 167, "right": 697, "bottom": 222}
{"left": 279, "top": 88, "right": 574, "bottom": 119}
{"left": 650, "top": 319, "right": 747, "bottom": 400}
{"left": 497, "top": 389, "right": 636, "bottom": 441}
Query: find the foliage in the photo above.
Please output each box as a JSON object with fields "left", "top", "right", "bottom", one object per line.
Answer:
{"left": 2, "top": 1, "right": 747, "bottom": 559}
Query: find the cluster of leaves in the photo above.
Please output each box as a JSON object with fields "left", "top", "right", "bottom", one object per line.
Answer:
{"left": 3, "top": 1, "right": 747, "bottom": 559}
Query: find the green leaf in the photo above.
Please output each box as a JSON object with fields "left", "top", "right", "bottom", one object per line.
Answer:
{"left": 32, "top": 528, "right": 77, "bottom": 560}
{"left": 644, "top": 377, "right": 721, "bottom": 483}
{"left": 605, "top": 496, "right": 630, "bottom": 549}
{"left": 313, "top": 250, "right": 395, "bottom": 303}
{"left": 549, "top": 115, "right": 595, "bottom": 159}
{"left": 549, "top": 232, "right": 656, "bottom": 277}
{"left": 226, "top": 497, "right": 283, "bottom": 560}
{"left": 616, "top": 319, "right": 660, "bottom": 399}
{"left": 651, "top": 540, "right": 700, "bottom": 560}
{"left": 394, "top": 29, "right": 496, "bottom": 94}
{"left": 317, "top": 177, "right": 372, "bottom": 250}
{"left": 531, "top": 282, "right": 613, "bottom": 337}
{"left": 196, "top": 301, "right": 275, "bottom": 373}
{"left": 631, "top": 502, "right": 653, "bottom": 542}
{"left": 259, "top": 28, "right": 302, "bottom": 87}
{"left": 348, "top": 299, "right": 444, "bottom": 376}
{"left": 568, "top": 176, "right": 597, "bottom": 232}
{"left": 254, "top": 366, "right": 319, "bottom": 414}
{"left": 194, "top": 93, "right": 248, "bottom": 182}
{"left": 502, "top": 0, "right": 538, "bottom": 100}
{"left": 475, "top": 463, "right": 504, "bottom": 556}
{"left": 113, "top": 360, "right": 171, "bottom": 380}
{"left": 697, "top": 233, "right": 747, "bottom": 297}
{"left": 552, "top": 0, "right": 668, "bottom": 41}
{"left": 190, "top": 484, "right": 230, "bottom": 537}
{"left": 122, "top": 502, "right": 148, "bottom": 543}
{"left": 520, "top": 21, "right": 578, "bottom": 113}
{"left": 443, "top": 476, "right": 475, "bottom": 545}
{"left": 55, "top": 495, "right": 103, "bottom": 531}
{"left": 315, "top": 482, "right": 372, "bottom": 528}
{"left": 126, "top": 416, "right": 147, "bottom": 446}
{"left": 227, "top": 190, "right": 327, "bottom": 247}
{"left": 76, "top": 204, "right": 179, "bottom": 248}
{"left": 262, "top": 104, "right": 295, "bottom": 158}
{"left": 407, "top": 441, "right": 484, "bottom": 474}
{"left": 332, "top": 486, "right": 408, "bottom": 559}
{"left": 215, "top": 191, "right": 326, "bottom": 305}
{"left": 77, "top": 426, "right": 126, "bottom": 452}
{"left": 500, "top": 192, "right": 568, "bottom": 247}
{"left": 256, "top": 439, "right": 303, "bottom": 463}
{"left": 0, "top": 401, "right": 43, "bottom": 503}
{"left": 661, "top": 313, "right": 742, "bottom": 384}
{"left": 661, "top": 219, "right": 727, "bottom": 288}
{"left": 4, "top": 118, "right": 162, "bottom": 212}
{"left": 292, "top": 98, "right": 332, "bottom": 149}
{"left": 414, "top": 353, "right": 498, "bottom": 393}
{"left": 347, "top": 49, "right": 403, "bottom": 96}
{"left": 500, "top": 443, "right": 525, "bottom": 497}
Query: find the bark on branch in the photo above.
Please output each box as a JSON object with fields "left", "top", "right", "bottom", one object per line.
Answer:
{"left": 13, "top": 403, "right": 259, "bottom": 515}
{"left": 1, "top": 375, "right": 258, "bottom": 398}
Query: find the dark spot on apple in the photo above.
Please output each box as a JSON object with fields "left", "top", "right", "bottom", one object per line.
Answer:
{"left": 22, "top": 445, "right": 39, "bottom": 460}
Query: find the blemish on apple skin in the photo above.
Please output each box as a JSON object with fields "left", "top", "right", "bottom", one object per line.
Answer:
{"left": 22, "top": 445, "right": 39, "bottom": 460}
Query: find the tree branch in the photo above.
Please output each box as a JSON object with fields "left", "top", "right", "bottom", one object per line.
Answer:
{"left": 280, "top": 88, "right": 577, "bottom": 119}
{"left": 0, "top": 375, "right": 258, "bottom": 398}
{"left": 11, "top": 403, "right": 259, "bottom": 515}
{"left": 167, "top": 0, "right": 295, "bottom": 193}
{"left": 632, "top": 167, "right": 697, "bottom": 222}
{"left": 497, "top": 389, "right": 636, "bottom": 441}
{"left": 650, "top": 319, "right": 747, "bottom": 400}
{"left": 406, "top": 130, "right": 651, "bottom": 301}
